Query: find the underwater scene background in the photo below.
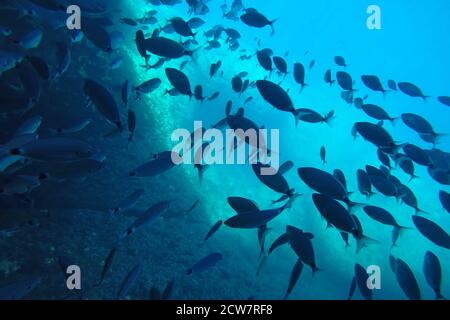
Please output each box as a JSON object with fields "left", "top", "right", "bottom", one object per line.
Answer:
{"left": 0, "top": 0, "right": 449, "bottom": 300}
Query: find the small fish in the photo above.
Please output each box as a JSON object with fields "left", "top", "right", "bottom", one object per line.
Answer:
{"left": 117, "top": 263, "right": 143, "bottom": 300}
{"left": 127, "top": 110, "right": 136, "bottom": 143}
{"left": 395, "top": 258, "right": 421, "bottom": 300}
{"left": 109, "top": 189, "right": 145, "bottom": 215}
{"left": 15, "top": 29, "right": 43, "bottom": 50}
{"left": 423, "top": 251, "right": 446, "bottom": 300}
{"left": 187, "top": 252, "right": 223, "bottom": 275}
{"left": 320, "top": 146, "right": 326, "bottom": 164}
{"left": 185, "top": 199, "right": 199, "bottom": 213}
{"left": 412, "top": 216, "right": 450, "bottom": 249}
{"left": 0, "top": 276, "right": 41, "bottom": 300}
{"left": 398, "top": 82, "right": 429, "bottom": 100}
{"left": 347, "top": 276, "right": 356, "bottom": 300}
{"left": 96, "top": 247, "right": 117, "bottom": 286}
{"left": 204, "top": 220, "right": 223, "bottom": 241}
{"left": 284, "top": 259, "right": 303, "bottom": 299}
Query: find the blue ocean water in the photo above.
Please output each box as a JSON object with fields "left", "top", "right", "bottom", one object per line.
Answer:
{"left": 0, "top": 0, "right": 449, "bottom": 300}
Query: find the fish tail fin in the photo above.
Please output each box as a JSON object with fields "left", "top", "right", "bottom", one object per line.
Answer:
{"left": 434, "top": 132, "right": 449, "bottom": 145}
{"left": 348, "top": 201, "right": 364, "bottom": 214}
{"left": 324, "top": 110, "right": 335, "bottom": 126}
{"left": 393, "top": 225, "right": 413, "bottom": 244}
{"left": 197, "top": 165, "right": 204, "bottom": 183}
{"left": 423, "top": 95, "right": 431, "bottom": 102}
{"left": 312, "top": 265, "right": 324, "bottom": 277}
{"left": 293, "top": 109, "right": 300, "bottom": 127}
{"left": 391, "top": 117, "right": 400, "bottom": 127}
{"left": 408, "top": 174, "right": 419, "bottom": 183}
{"left": 414, "top": 207, "right": 428, "bottom": 215}
{"left": 187, "top": 45, "right": 203, "bottom": 62}
{"left": 270, "top": 18, "right": 278, "bottom": 36}
{"left": 300, "top": 83, "right": 308, "bottom": 93}
{"left": 356, "top": 235, "right": 380, "bottom": 253}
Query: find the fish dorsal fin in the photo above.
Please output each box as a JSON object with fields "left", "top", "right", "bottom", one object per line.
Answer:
{"left": 236, "top": 108, "right": 245, "bottom": 117}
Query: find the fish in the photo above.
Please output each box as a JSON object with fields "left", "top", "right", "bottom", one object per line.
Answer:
{"left": 357, "top": 169, "right": 375, "bottom": 199}
{"left": 286, "top": 226, "right": 320, "bottom": 275}
{"left": 296, "top": 109, "right": 334, "bottom": 125}
{"left": 284, "top": 259, "right": 303, "bottom": 299}
{"left": 208, "top": 91, "right": 220, "bottom": 101}
{"left": 96, "top": 247, "right": 117, "bottom": 286}
{"left": 15, "top": 28, "right": 43, "bottom": 50}
{"left": 165, "top": 68, "right": 192, "bottom": 98}
{"left": 109, "top": 189, "right": 145, "bottom": 215}
{"left": 293, "top": 63, "right": 307, "bottom": 91}
{"left": 204, "top": 220, "right": 223, "bottom": 241}
{"left": 395, "top": 258, "right": 421, "bottom": 300}
{"left": 135, "top": 78, "right": 162, "bottom": 97}
{"left": 363, "top": 206, "right": 409, "bottom": 246}
{"left": 225, "top": 206, "right": 287, "bottom": 229}
{"left": 354, "top": 263, "right": 372, "bottom": 300}
{"left": 333, "top": 169, "right": 348, "bottom": 193}
{"left": 402, "top": 144, "right": 432, "bottom": 166}
{"left": 170, "top": 17, "right": 196, "bottom": 38}
{"left": 334, "top": 56, "right": 347, "bottom": 67}
{"left": 210, "top": 60, "right": 222, "bottom": 78}
{"left": 437, "top": 96, "right": 450, "bottom": 107}
{"left": 240, "top": 8, "right": 276, "bottom": 35}
{"left": 1, "top": 137, "right": 96, "bottom": 162}
{"left": 161, "top": 280, "right": 174, "bottom": 300}
{"left": 121, "top": 80, "right": 132, "bottom": 106}
{"left": 336, "top": 71, "right": 355, "bottom": 92}
{"left": 273, "top": 56, "right": 288, "bottom": 76}
{"left": 324, "top": 69, "right": 335, "bottom": 86}
{"left": 398, "top": 82, "right": 429, "bottom": 100}
{"left": 144, "top": 35, "right": 195, "bottom": 59}
{"left": 347, "top": 276, "right": 356, "bottom": 300}
{"left": 227, "top": 197, "right": 259, "bottom": 214}
{"left": 423, "top": 251, "right": 446, "bottom": 300}
{"left": 83, "top": 20, "right": 112, "bottom": 53}
{"left": 0, "top": 276, "right": 41, "bottom": 300}
{"left": 377, "top": 149, "right": 392, "bottom": 169}
{"left": 361, "top": 75, "right": 387, "bottom": 93}
{"left": 353, "top": 122, "right": 400, "bottom": 154}
{"left": 268, "top": 233, "right": 289, "bottom": 255}
{"left": 256, "top": 49, "right": 273, "bottom": 73}
{"left": 121, "top": 17, "right": 138, "bottom": 26}
{"left": 252, "top": 163, "right": 294, "bottom": 196}
{"left": 120, "top": 201, "right": 170, "bottom": 240}
{"left": 84, "top": 79, "right": 122, "bottom": 130}
{"left": 361, "top": 104, "right": 398, "bottom": 124}
{"left": 387, "top": 80, "right": 397, "bottom": 91}
{"left": 439, "top": 190, "right": 450, "bottom": 213}
{"left": 312, "top": 194, "right": 357, "bottom": 235}
{"left": 185, "top": 199, "right": 199, "bottom": 213}
{"left": 127, "top": 110, "right": 136, "bottom": 144}
{"left": 187, "top": 252, "right": 223, "bottom": 275}
{"left": 13, "top": 116, "right": 42, "bottom": 137}
{"left": 298, "top": 167, "right": 357, "bottom": 210}
{"left": 117, "top": 263, "right": 143, "bottom": 300}
{"left": 256, "top": 80, "right": 302, "bottom": 124}
{"left": 412, "top": 216, "right": 450, "bottom": 249}
{"left": 231, "top": 75, "right": 243, "bottom": 94}
{"left": 398, "top": 158, "right": 418, "bottom": 182}
{"left": 320, "top": 146, "right": 326, "bottom": 164}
